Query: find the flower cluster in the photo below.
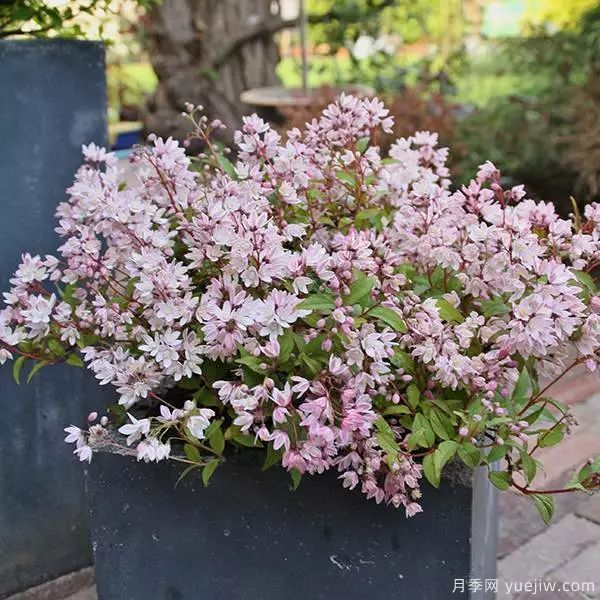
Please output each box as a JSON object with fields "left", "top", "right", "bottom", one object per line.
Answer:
{"left": 1, "top": 95, "right": 599, "bottom": 519}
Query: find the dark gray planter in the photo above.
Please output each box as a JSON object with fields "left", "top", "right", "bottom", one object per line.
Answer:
{"left": 86, "top": 453, "right": 497, "bottom": 600}
{"left": 0, "top": 39, "right": 107, "bottom": 597}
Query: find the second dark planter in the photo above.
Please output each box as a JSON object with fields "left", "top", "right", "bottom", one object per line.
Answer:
{"left": 86, "top": 453, "right": 497, "bottom": 600}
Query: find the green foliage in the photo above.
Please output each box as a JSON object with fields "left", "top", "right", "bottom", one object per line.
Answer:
{"left": 0, "top": 1, "right": 156, "bottom": 39}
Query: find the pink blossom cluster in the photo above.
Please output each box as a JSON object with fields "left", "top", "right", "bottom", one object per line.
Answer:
{"left": 1, "top": 95, "right": 599, "bottom": 517}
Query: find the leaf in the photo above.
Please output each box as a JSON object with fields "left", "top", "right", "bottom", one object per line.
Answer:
{"left": 356, "top": 136, "right": 370, "bottom": 153}
{"left": 422, "top": 453, "right": 440, "bottom": 488}
{"left": 437, "top": 440, "right": 459, "bottom": 468}
{"left": 335, "top": 170, "right": 356, "bottom": 186}
{"left": 12, "top": 356, "right": 26, "bottom": 385}
{"left": 344, "top": 273, "right": 375, "bottom": 306}
{"left": 512, "top": 367, "right": 531, "bottom": 405}
{"left": 436, "top": 298, "right": 464, "bottom": 323}
{"left": 488, "top": 470, "right": 511, "bottom": 491}
{"left": 26, "top": 360, "right": 47, "bottom": 384}
{"left": 429, "top": 408, "right": 454, "bottom": 441}
{"left": 486, "top": 445, "right": 509, "bottom": 464}
{"left": 289, "top": 468, "right": 302, "bottom": 491}
{"left": 193, "top": 388, "right": 220, "bottom": 407}
{"left": 412, "top": 413, "right": 435, "bottom": 448}
{"left": 262, "top": 443, "right": 283, "bottom": 471}
{"left": 217, "top": 154, "right": 238, "bottom": 179}
{"left": 175, "top": 464, "right": 200, "bottom": 488}
{"left": 383, "top": 405, "right": 411, "bottom": 416}
{"left": 458, "top": 442, "right": 482, "bottom": 468}
{"left": 481, "top": 298, "right": 511, "bottom": 318}
{"left": 571, "top": 269, "right": 596, "bottom": 293}
{"left": 232, "top": 433, "right": 259, "bottom": 448}
{"left": 406, "top": 384, "right": 420, "bottom": 410}
{"left": 202, "top": 458, "right": 220, "bottom": 487}
{"left": 370, "top": 306, "right": 407, "bottom": 333}
{"left": 66, "top": 353, "right": 84, "bottom": 368}
{"left": 296, "top": 293, "right": 334, "bottom": 312}
{"left": 184, "top": 443, "right": 201, "bottom": 462}
{"left": 278, "top": 330, "right": 295, "bottom": 362}
{"left": 538, "top": 427, "right": 564, "bottom": 448}
{"left": 235, "top": 354, "right": 267, "bottom": 374}
{"left": 209, "top": 425, "right": 225, "bottom": 455}
{"left": 520, "top": 451, "right": 537, "bottom": 484}
{"left": 390, "top": 349, "right": 415, "bottom": 373}
{"left": 374, "top": 416, "right": 399, "bottom": 455}
{"left": 530, "top": 494, "right": 554, "bottom": 525}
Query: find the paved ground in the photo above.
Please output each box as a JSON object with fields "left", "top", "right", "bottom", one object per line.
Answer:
{"left": 8, "top": 366, "right": 600, "bottom": 600}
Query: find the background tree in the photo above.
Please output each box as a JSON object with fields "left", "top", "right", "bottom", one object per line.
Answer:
{"left": 143, "top": 0, "right": 289, "bottom": 143}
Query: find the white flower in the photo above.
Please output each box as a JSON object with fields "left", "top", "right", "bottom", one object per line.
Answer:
{"left": 64, "top": 425, "right": 85, "bottom": 447}
{"left": 118, "top": 413, "right": 151, "bottom": 445}
{"left": 74, "top": 444, "right": 93, "bottom": 463}
{"left": 187, "top": 409, "right": 215, "bottom": 440}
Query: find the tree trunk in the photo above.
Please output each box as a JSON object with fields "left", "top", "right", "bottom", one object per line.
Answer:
{"left": 144, "top": 0, "right": 282, "bottom": 145}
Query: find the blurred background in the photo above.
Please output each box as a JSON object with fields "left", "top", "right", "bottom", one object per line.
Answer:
{"left": 3, "top": 0, "right": 599, "bottom": 211}
{"left": 1, "top": 1, "right": 599, "bottom": 599}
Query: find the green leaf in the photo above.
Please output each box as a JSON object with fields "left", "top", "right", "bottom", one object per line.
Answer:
{"left": 571, "top": 269, "right": 596, "bottom": 293}
{"left": 335, "top": 170, "right": 356, "bottom": 186}
{"left": 530, "top": 493, "right": 554, "bottom": 525}
{"left": 374, "top": 416, "right": 400, "bottom": 455}
{"left": 262, "top": 443, "right": 283, "bottom": 471}
{"left": 520, "top": 451, "right": 537, "bottom": 484}
{"left": 66, "top": 353, "right": 84, "bottom": 368}
{"left": 538, "top": 427, "right": 564, "bottom": 448}
{"left": 422, "top": 453, "right": 441, "bottom": 488}
{"left": 193, "top": 387, "right": 220, "bottom": 407}
{"left": 289, "top": 468, "right": 302, "bottom": 490}
{"left": 488, "top": 470, "right": 511, "bottom": 491}
{"left": 202, "top": 458, "right": 220, "bottom": 486}
{"left": 429, "top": 408, "right": 454, "bottom": 441}
{"left": 481, "top": 298, "right": 511, "bottom": 318}
{"left": 209, "top": 425, "right": 225, "bottom": 455}
{"left": 411, "top": 413, "right": 435, "bottom": 448}
{"left": 217, "top": 154, "right": 238, "bottom": 179}
{"left": 437, "top": 440, "right": 459, "bottom": 468}
{"left": 458, "top": 442, "right": 482, "bottom": 468}
{"left": 383, "top": 405, "right": 411, "bottom": 416}
{"left": 512, "top": 368, "right": 531, "bottom": 405}
{"left": 406, "top": 384, "right": 420, "bottom": 410}
{"left": 486, "top": 445, "right": 509, "bottom": 463}
{"left": 26, "top": 360, "right": 47, "bottom": 384}
{"left": 300, "top": 353, "right": 322, "bottom": 376}
{"left": 235, "top": 354, "right": 267, "bottom": 374}
{"left": 12, "top": 356, "right": 26, "bottom": 385}
{"left": 436, "top": 298, "right": 464, "bottom": 323}
{"left": 278, "top": 330, "right": 295, "bottom": 363}
{"left": 370, "top": 306, "right": 407, "bottom": 333}
{"left": 184, "top": 443, "right": 201, "bottom": 462}
{"left": 356, "top": 136, "right": 370, "bottom": 153}
{"left": 390, "top": 349, "right": 415, "bottom": 373}
{"left": 296, "top": 293, "right": 335, "bottom": 312}
{"left": 175, "top": 464, "right": 200, "bottom": 488}
{"left": 344, "top": 273, "right": 375, "bottom": 306}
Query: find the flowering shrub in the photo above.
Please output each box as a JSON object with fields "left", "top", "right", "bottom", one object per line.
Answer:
{"left": 1, "top": 95, "right": 600, "bottom": 520}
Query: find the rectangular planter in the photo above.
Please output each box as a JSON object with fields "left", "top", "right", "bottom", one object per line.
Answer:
{"left": 0, "top": 39, "right": 107, "bottom": 597}
{"left": 86, "top": 453, "right": 497, "bottom": 600}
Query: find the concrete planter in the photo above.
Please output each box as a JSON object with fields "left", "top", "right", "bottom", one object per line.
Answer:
{"left": 0, "top": 39, "right": 107, "bottom": 597}
{"left": 86, "top": 452, "right": 497, "bottom": 600}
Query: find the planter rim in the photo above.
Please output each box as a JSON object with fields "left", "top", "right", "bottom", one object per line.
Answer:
{"left": 91, "top": 428, "right": 473, "bottom": 488}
